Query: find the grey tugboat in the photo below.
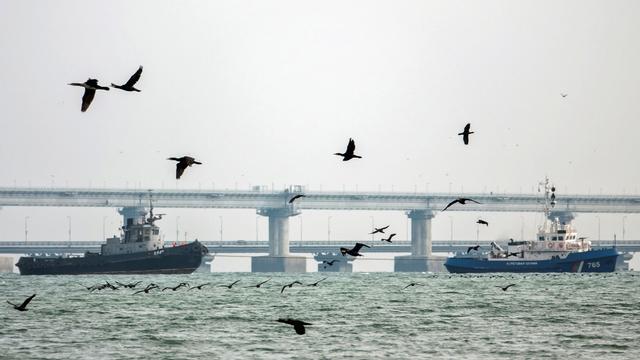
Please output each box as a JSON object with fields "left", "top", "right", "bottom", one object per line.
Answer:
{"left": 16, "top": 202, "right": 208, "bottom": 275}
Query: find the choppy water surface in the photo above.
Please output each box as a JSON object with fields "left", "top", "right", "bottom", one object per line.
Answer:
{"left": 1, "top": 272, "right": 639, "bottom": 359}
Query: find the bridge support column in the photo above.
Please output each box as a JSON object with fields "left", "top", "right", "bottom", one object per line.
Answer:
{"left": 314, "top": 253, "right": 354, "bottom": 272}
{"left": 252, "top": 208, "right": 306, "bottom": 272}
{"left": 395, "top": 210, "right": 446, "bottom": 272}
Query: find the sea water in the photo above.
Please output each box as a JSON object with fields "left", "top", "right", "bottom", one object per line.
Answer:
{"left": 1, "top": 272, "right": 639, "bottom": 359}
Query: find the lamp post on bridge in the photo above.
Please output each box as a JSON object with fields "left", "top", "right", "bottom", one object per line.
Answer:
{"left": 24, "top": 216, "right": 29, "bottom": 243}
{"left": 327, "top": 216, "right": 332, "bottom": 243}
{"left": 176, "top": 216, "right": 180, "bottom": 243}
{"left": 219, "top": 216, "right": 223, "bottom": 241}
{"left": 67, "top": 216, "right": 71, "bottom": 243}
{"left": 102, "top": 216, "right": 108, "bottom": 241}
{"left": 370, "top": 216, "right": 374, "bottom": 242}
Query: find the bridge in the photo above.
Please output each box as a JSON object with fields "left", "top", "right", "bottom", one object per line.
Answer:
{"left": 0, "top": 240, "right": 638, "bottom": 255}
{"left": 2, "top": 186, "right": 640, "bottom": 272}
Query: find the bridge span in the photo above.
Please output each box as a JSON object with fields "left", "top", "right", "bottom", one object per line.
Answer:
{"left": 1, "top": 240, "right": 638, "bottom": 255}
{"left": 2, "top": 186, "right": 639, "bottom": 271}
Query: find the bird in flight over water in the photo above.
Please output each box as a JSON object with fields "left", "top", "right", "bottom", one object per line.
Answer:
{"left": 111, "top": 65, "right": 143, "bottom": 92}
{"left": 247, "top": 278, "right": 272, "bottom": 288}
{"left": 457, "top": 123, "right": 474, "bottom": 145}
{"left": 281, "top": 281, "right": 303, "bottom": 294}
{"left": 189, "top": 283, "right": 210, "bottom": 290}
{"left": 289, "top": 194, "right": 306, "bottom": 203}
{"left": 370, "top": 225, "right": 390, "bottom": 234}
{"left": 477, "top": 219, "right": 489, "bottom": 226}
{"left": 167, "top": 156, "right": 202, "bottom": 179}
{"left": 442, "top": 198, "right": 481, "bottom": 211}
{"left": 307, "top": 278, "right": 328, "bottom": 287}
{"left": 466, "top": 245, "right": 481, "bottom": 254}
{"left": 340, "top": 242, "right": 371, "bottom": 257}
{"left": 7, "top": 294, "right": 36, "bottom": 311}
{"left": 276, "top": 318, "right": 312, "bottom": 335}
{"left": 68, "top": 78, "right": 110, "bottom": 112}
{"left": 222, "top": 280, "right": 241, "bottom": 289}
{"left": 497, "top": 284, "right": 516, "bottom": 291}
{"left": 402, "top": 283, "right": 423, "bottom": 290}
{"left": 381, "top": 233, "right": 396, "bottom": 243}
{"left": 334, "top": 138, "right": 362, "bottom": 161}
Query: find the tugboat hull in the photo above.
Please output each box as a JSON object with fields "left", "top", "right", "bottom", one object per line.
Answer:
{"left": 16, "top": 241, "right": 208, "bottom": 275}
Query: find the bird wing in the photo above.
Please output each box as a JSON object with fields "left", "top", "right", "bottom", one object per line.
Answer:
{"left": 280, "top": 285, "right": 287, "bottom": 294}
{"left": 81, "top": 88, "right": 96, "bottom": 112}
{"left": 176, "top": 162, "right": 187, "bottom": 179}
{"left": 466, "top": 246, "right": 473, "bottom": 254}
{"left": 388, "top": 233, "right": 396, "bottom": 240}
{"left": 293, "top": 323, "right": 306, "bottom": 335}
{"left": 346, "top": 138, "right": 356, "bottom": 155}
{"left": 464, "top": 123, "right": 471, "bottom": 132}
{"left": 124, "top": 66, "right": 143, "bottom": 87}
{"left": 442, "top": 199, "right": 458, "bottom": 211}
{"left": 380, "top": 225, "right": 389, "bottom": 231}
{"left": 465, "top": 198, "right": 481, "bottom": 204}
{"left": 20, "top": 294, "right": 36, "bottom": 308}
{"left": 506, "top": 284, "right": 516, "bottom": 289}
{"left": 353, "top": 243, "right": 370, "bottom": 252}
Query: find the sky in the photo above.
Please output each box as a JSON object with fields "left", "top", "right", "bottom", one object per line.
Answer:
{"left": 1, "top": 1, "right": 639, "bottom": 270}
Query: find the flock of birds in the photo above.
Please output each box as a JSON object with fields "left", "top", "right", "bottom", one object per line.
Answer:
{"left": 49, "top": 68, "right": 578, "bottom": 335}
{"left": 6, "top": 275, "right": 525, "bottom": 335}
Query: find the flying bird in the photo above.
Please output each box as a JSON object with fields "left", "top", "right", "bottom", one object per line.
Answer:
{"left": 162, "top": 282, "right": 189, "bottom": 291}
{"left": 477, "top": 219, "right": 489, "bottom": 226}
{"left": 442, "top": 198, "right": 481, "bottom": 211}
{"left": 7, "top": 294, "right": 36, "bottom": 311}
{"left": 307, "top": 278, "right": 328, "bottom": 287}
{"left": 334, "top": 138, "right": 362, "bottom": 161}
{"left": 402, "top": 283, "right": 423, "bottom": 290}
{"left": 116, "top": 281, "right": 142, "bottom": 289}
{"left": 247, "top": 278, "right": 272, "bottom": 288}
{"left": 111, "top": 66, "right": 143, "bottom": 92}
{"left": 497, "top": 284, "right": 516, "bottom": 291}
{"left": 457, "top": 123, "right": 474, "bottom": 145}
{"left": 167, "top": 156, "right": 202, "bottom": 179}
{"left": 288, "top": 194, "right": 306, "bottom": 203}
{"left": 280, "top": 281, "right": 303, "bottom": 294}
{"left": 222, "top": 280, "right": 240, "bottom": 289}
{"left": 370, "top": 225, "right": 390, "bottom": 234}
{"left": 133, "top": 284, "right": 158, "bottom": 295}
{"left": 340, "top": 242, "right": 371, "bottom": 257}
{"left": 68, "top": 78, "right": 110, "bottom": 112}
{"left": 276, "top": 318, "right": 312, "bottom": 335}
{"left": 381, "top": 233, "right": 397, "bottom": 243}
{"left": 322, "top": 260, "right": 339, "bottom": 266}
{"left": 466, "top": 245, "right": 481, "bottom": 254}
{"left": 561, "top": 93, "right": 568, "bottom": 98}
{"left": 189, "top": 283, "right": 210, "bottom": 290}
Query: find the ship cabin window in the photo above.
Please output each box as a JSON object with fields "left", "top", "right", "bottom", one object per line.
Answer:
{"left": 558, "top": 236, "right": 564, "bottom": 240}
{"left": 539, "top": 236, "right": 544, "bottom": 241}
{"left": 552, "top": 236, "right": 557, "bottom": 241}
{"left": 153, "top": 229, "right": 159, "bottom": 235}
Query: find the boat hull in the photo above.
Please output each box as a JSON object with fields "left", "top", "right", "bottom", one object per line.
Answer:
{"left": 444, "top": 248, "right": 620, "bottom": 273}
{"left": 16, "top": 241, "right": 208, "bottom": 275}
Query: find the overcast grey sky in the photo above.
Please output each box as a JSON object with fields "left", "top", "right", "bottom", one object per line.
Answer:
{"left": 1, "top": 1, "right": 639, "bottom": 270}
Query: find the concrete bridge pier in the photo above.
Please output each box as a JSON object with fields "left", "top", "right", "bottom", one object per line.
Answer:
{"left": 314, "top": 253, "right": 354, "bottom": 272}
{"left": 395, "top": 210, "right": 446, "bottom": 272}
{"left": 252, "top": 208, "right": 306, "bottom": 272}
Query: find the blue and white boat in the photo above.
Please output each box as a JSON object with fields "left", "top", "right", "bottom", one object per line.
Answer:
{"left": 444, "top": 178, "right": 621, "bottom": 273}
